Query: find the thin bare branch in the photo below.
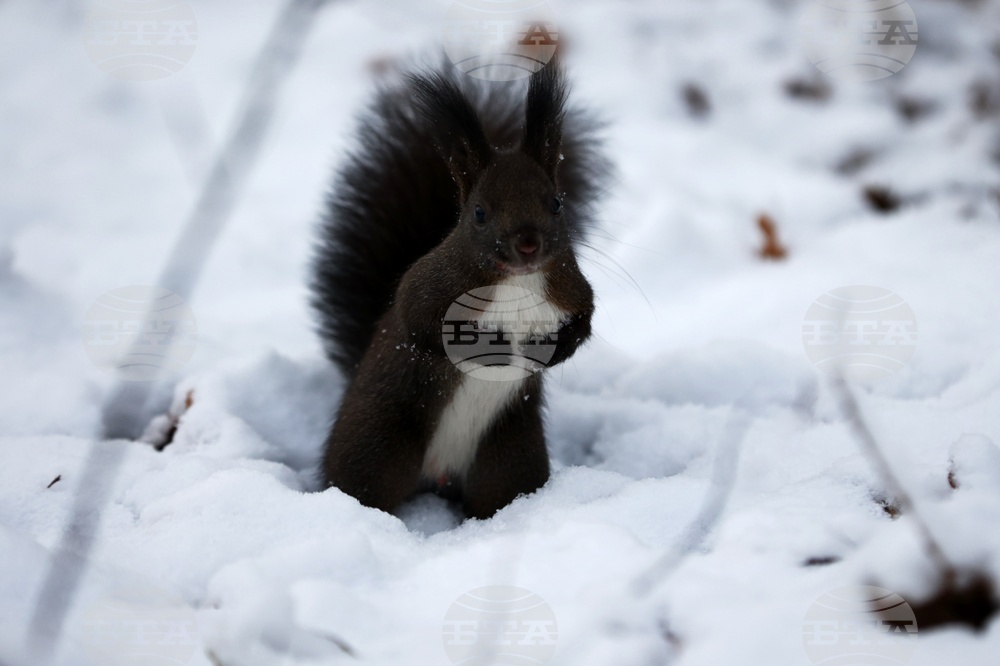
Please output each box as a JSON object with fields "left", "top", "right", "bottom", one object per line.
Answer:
{"left": 831, "top": 377, "right": 954, "bottom": 576}
{"left": 632, "top": 408, "right": 752, "bottom": 595}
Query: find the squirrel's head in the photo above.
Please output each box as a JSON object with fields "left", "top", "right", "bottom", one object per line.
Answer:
{"left": 410, "top": 66, "right": 571, "bottom": 277}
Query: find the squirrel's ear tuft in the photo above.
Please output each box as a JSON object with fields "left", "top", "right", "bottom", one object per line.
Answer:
{"left": 522, "top": 64, "right": 567, "bottom": 180}
{"left": 408, "top": 72, "right": 493, "bottom": 202}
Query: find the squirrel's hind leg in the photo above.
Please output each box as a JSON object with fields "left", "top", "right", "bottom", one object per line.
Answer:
{"left": 461, "top": 390, "right": 550, "bottom": 519}
{"left": 322, "top": 425, "right": 425, "bottom": 515}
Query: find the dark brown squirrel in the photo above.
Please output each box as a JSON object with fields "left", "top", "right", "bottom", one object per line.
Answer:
{"left": 310, "top": 61, "right": 610, "bottom": 519}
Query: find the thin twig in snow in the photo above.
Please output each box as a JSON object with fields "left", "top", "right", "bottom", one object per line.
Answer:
{"left": 632, "top": 407, "right": 752, "bottom": 595}
{"left": 26, "top": 2, "right": 332, "bottom": 661}
{"left": 831, "top": 377, "right": 954, "bottom": 577}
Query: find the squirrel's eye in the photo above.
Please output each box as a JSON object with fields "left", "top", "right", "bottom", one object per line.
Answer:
{"left": 551, "top": 197, "right": 563, "bottom": 215}
{"left": 474, "top": 205, "right": 487, "bottom": 224}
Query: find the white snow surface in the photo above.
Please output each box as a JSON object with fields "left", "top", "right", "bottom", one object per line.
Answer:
{"left": 2, "top": 0, "right": 1000, "bottom": 664}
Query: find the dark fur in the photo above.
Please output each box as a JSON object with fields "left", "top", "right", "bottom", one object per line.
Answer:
{"left": 311, "top": 62, "right": 610, "bottom": 518}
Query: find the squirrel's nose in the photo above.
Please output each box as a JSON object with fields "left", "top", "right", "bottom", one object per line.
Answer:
{"left": 513, "top": 230, "right": 542, "bottom": 261}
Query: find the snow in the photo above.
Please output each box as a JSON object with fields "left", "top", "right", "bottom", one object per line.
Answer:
{"left": 2, "top": 0, "right": 1000, "bottom": 664}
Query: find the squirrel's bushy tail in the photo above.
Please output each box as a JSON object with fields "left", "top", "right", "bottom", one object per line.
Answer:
{"left": 310, "top": 61, "right": 609, "bottom": 376}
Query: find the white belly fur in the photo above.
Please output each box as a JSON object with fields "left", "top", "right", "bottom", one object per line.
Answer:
{"left": 421, "top": 271, "right": 568, "bottom": 479}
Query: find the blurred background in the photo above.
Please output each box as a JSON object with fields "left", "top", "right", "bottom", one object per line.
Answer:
{"left": 1, "top": 1, "right": 1000, "bottom": 664}
{"left": 1, "top": 0, "right": 998, "bottom": 434}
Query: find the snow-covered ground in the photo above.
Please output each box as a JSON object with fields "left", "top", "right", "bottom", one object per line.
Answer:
{"left": 2, "top": 0, "right": 1000, "bottom": 664}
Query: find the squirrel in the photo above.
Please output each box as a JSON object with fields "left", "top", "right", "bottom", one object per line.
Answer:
{"left": 310, "top": 61, "right": 610, "bottom": 519}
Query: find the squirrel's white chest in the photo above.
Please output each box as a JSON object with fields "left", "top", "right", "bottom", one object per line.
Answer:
{"left": 421, "top": 272, "right": 567, "bottom": 480}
